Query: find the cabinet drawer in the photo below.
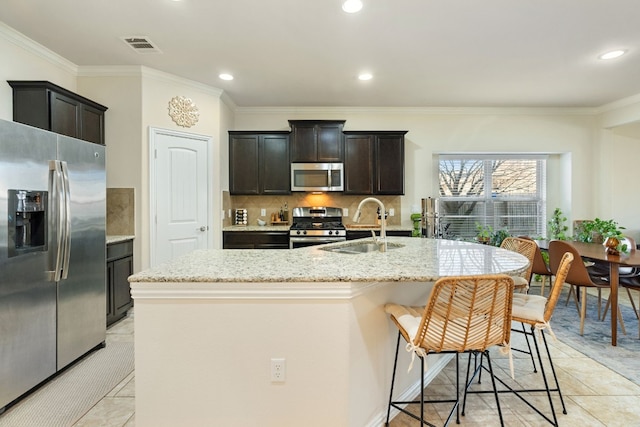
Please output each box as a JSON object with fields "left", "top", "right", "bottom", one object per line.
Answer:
{"left": 107, "top": 240, "right": 134, "bottom": 260}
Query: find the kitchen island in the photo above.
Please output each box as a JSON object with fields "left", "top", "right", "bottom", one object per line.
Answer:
{"left": 129, "top": 237, "right": 528, "bottom": 427}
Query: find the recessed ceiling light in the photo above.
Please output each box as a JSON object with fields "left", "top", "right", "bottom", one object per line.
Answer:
{"left": 358, "top": 73, "right": 373, "bottom": 81}
{"left": 598, "top": 50, "right": 627, "bottom": 60}
{"left": 342, "top": 0, "right": 363, "bottom": 13}
{"left": 219, "top": 73, "right": 234, "bottom": 81}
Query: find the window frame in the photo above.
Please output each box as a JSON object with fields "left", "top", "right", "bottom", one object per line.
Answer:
{"left": 437, "top": 154, "right": 547, "bottom": 239}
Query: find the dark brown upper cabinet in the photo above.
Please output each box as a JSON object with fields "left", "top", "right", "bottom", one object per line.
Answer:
{"left": 289, "top": 120, "right": 345, "bottom": 162}
{"left": 343, "top": 131, "right": 407, "bottom": 195}
{"left": 8, "top": 80, "right": 107, "bottom": 145}
{"left": 229, "top": 131, "right": 290, "bottom": 195}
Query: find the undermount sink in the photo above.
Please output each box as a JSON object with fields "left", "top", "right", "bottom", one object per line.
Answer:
{"left": 322, "top": 242, "right": 404, "bottom": 254}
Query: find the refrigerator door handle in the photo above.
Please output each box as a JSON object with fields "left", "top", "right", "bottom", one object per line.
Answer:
{"left": 59, "top": 161, "right": 71, "bottom": 280}
{"left": 48, "top": 160, "right": 70, "bottom": 281}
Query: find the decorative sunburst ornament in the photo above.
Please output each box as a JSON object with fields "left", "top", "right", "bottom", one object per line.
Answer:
{"left": 168, "top": 96, "right": 199, "bottom": 128}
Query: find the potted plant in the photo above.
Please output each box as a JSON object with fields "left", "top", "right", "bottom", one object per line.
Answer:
{"left": 491, "top": 228, "right": 510, "bottom": 247}
{"left": 575, "top": 217, "right": 628, "bottom": 254}
{"left": 548, "top": 208, "right": 569, "bottom": 240}
{"left": 475, "top": 222, "right": 493, "bottom": 244}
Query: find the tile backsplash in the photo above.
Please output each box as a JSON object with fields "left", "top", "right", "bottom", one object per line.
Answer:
{"left": 223, "top": 192, "right": 401, "bottom": 227}
{"left": 107, "top": 188, "right": 135, "bottom": 235}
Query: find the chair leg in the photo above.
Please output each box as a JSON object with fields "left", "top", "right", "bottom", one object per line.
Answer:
{"left": 483, "top": 351, "right": 505, "bottom": 427}
{"left": 600, "top": 297, "right": 627, "bottom": 335}
{"left": 618, "top": 305, "right": 627, "bottom": 335}
{"left": 519, "top": 322, "right": 537, "bottom": 373}
{"left": 385, "top": 332, "right": 401, "bottom": 426}
{"left": 580, "top": 287, "right": 587, "bottom": 335}
{"left": 535, "top": 327, "right": 564, "bottom": 425}
{"left": 628, "top": 288, "right": 640, "bottom": 320}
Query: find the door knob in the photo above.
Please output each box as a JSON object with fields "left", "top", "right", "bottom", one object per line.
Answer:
{"left": 199, "top": 226, "right": 207, "bottom": 232}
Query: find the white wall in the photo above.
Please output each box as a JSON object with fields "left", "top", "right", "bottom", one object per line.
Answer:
{"left": 233, "top": 108, "right": 604, "bottom": 234}
{"left": 0, "top": 22, "right": 77, "bottom": 120}
{"left": 3, "top": 20, "right": 640, "bottom": 259}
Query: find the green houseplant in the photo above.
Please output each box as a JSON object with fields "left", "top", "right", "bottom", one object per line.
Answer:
{"left": 575, "top": 218, "right": 628, "bottom": 253}
{"left": 548, "top": 208, "right": 569, "bottom": 240}
{"left": 491, "top": 228, "right": 510, "bottom": 247}
{"left": 475, "top": 222, "right": 493, "bottom": 244}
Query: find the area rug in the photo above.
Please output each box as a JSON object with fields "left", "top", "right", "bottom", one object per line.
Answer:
{"left": 0, "top": 341, "right": 134, "bottom": 427}
{"left": 548, "top": 287, "right": 640, "bottom": 385}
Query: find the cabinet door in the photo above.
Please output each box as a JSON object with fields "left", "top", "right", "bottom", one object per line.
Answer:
{"left": 260, "top": 134, "right": 290, "bottom": 194}
{"left": 113, "top": 256, "right": 133, "bottom": 316}
{"left": 106, "top": 261, "right": 115, "bottom": 325}
{"left": 344, "top": 134, "right": 374, "bottom": 194}
{"left": 290, "top": 123, "right": 317, "bottom": 162}
{"left": 316, "top": 123, "right": 343, "bottom": 162}
{"left": 50, "top": 91, "right": 81, "bottom": 139}
{"left": 81, "top": 104, "right": 105, "bottom": 145}
{"left": 229, "top": 134, "right": 260, "bottom": 194}
{"left": 376, "top": 135, "right": 405, "bottom": 195}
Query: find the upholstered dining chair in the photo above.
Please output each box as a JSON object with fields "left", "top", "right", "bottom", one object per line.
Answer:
{"left": 548, "top": 240, "right": 618, "bottom": 335}
{"left": 384, "top": 275, "right": 514, "bottom": 427}
{"left": 617, "top": 275, "right": 640, "bottom": 338}
{"left": 509, "top": 251, "right": 574, "bottom": 427}
{"left": 500, "top": 237, "right": 537, "bottom": 293}
{"left": 596, "top": 237, "right": 640, "bottom": 336}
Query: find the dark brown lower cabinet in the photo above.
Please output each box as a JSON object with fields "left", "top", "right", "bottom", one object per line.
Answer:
{"left": 107, "top": 240, "right": 134, "bottom": 326}
{"left": 223, "top": 231, "right": 289, "bottom": 249}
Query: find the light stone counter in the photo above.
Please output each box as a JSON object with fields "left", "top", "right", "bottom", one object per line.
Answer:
{"left": 106, "top": 235, "right": 135, "bottom": 245}
{"left": 222, "top": 225, "right": 290, "bottom": 232}
{"left": 131, "top": 238, "right": 527, "bottom": 427}
{"left": 129, "top": 237, "right": 528, "bottom": 284}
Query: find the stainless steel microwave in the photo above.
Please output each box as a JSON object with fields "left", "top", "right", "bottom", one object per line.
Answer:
{"left": 291, "top": 163, "right": 344, "bottom": 192}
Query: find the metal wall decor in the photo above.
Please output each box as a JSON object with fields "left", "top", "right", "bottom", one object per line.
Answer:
{"left": 168, "top": 96, "right": 199, "bottom": 127}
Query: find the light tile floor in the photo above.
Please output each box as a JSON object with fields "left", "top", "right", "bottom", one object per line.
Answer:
{"left": 71, "top": 283, "right": 640, "bottom": 426}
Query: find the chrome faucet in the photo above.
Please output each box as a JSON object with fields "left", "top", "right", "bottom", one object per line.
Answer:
{"left": 353, "top": 197, "right": 387, "bottom": 252}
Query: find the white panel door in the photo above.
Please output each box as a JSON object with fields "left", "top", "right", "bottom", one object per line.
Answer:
{"left": 152, "top": 128, "right": 210, "bottom": 266}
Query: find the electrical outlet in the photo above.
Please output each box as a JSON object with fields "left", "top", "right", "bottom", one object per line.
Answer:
{"left": 261, "top": 208, "right": 266, "bottom": 217}
{"left": 343, "top": 208, "right": 349, "bottom": 217}
{"left": 389, "top": 208, "right": 395, "bottom": 217}
{"left": 271, "top": 358, "right": 286, "bottom": 382}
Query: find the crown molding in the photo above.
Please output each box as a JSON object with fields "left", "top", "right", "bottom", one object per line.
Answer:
{"left": 596, "top": 92, "right": 640, "bottom": 114}
{"left": 0, "top": 21, "right": 77, "bottom": 74}
{"left": 78, "top": 65, "right": 224, "bottom": 98}
{"left": 234, "top": 105, "right": 599, "bottom": 116}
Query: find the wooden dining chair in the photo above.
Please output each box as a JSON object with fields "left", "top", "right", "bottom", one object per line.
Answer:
{"left": 596, "top": 237, "right": 640, "bottom": 336}
{"left": 617, "top": 275, "right": 640, "bottom": 338}
{"left": 519, "top": 236, "right": 554, "bottom": 296}
{"left": 384, "top": 275, "right": 514, "bottom": 426}
{"left": 548, "top": 240, "right": 622, "bottom": 335}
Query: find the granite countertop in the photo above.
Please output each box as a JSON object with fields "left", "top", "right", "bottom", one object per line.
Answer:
{"left": 129, "top": 237, "right": 528, "bottom": 284}
{"left": 222, "top": 224, "right": 413, "bottom": 232}
{"left": 223, "top": 225, "right": 290, "bottom": 232}
{"left": 107, "top": 235, "right": 135, "bottom": 244}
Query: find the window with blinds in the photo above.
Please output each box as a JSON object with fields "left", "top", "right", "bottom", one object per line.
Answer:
{"left": 438, "top": 155, "right": 547, "bottom": 239}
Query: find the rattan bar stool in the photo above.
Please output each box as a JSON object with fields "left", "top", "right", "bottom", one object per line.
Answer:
{"left": 500, "top": 237, "right": 537, "bottom": 293}
{"left": 384, "top": 274, "right": 514, "bottom": 426}
{"left": 499, "top": 251, "right": 574, "bottom": 426}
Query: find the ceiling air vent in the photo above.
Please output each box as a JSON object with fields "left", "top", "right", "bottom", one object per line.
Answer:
{"left": 121, "top": 36, "right": 162, "bottom": 54}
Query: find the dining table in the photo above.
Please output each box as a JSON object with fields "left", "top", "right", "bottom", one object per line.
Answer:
{"left": 537, "top": 239, "right": 640, "bottom": 346}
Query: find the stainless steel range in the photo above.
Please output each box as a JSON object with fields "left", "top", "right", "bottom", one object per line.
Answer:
{"left": 289, "top": 206, "right": 346, "bottom": 249}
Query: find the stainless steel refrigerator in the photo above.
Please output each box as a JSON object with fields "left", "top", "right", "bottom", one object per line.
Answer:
{"left": 0, "top": 119, "right": 106, "bottom": 410}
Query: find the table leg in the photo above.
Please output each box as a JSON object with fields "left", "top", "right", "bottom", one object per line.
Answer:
{"left": 610, "top": 264, "right": 619, "bottom": 346}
